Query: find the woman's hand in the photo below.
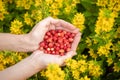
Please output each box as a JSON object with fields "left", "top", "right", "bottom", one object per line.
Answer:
{"left": 26, "top": 17, "right": 81, "bottom": 52}
{"left": 31, "top": 31, "right": 81, "bottom": 70}
{"left": 0, "top": 17, "right": 81, "bottom": 52}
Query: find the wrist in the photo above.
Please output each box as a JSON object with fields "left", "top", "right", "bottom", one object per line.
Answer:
{"left": 30, "top": 51, "right": 46, "bottom": 70}
{"left": 19, "top": 34, "right": 39, "bottom": 52}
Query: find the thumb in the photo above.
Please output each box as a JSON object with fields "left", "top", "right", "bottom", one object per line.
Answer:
{"left": 61, "top": 51, "right": 77, "bottom": 61}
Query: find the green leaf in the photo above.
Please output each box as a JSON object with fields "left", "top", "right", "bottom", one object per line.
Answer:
{"left": 77, "top": 42, "right": 87, "bottom": 54}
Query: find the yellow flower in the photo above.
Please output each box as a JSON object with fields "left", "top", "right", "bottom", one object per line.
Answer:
{"left": 78, "top": 60, "right": 87, "bottom": 73}
{"left": 49, "top": 9, "right": 59, "bottom": 18}
{"left": 0, "top": 13, "right": 4, "bottom": 21}
{"left": 106, "top": 58, "right": 113, "bottom": 66}
{"left": 71, "top": 0, "right": 80, "bottom": 7}
{"left": 108, "top": 0, "right": 120, "bottom": 12}
{"left": 66, "top": 58, "right": 79, "bottom": 70}
{"left": 85, "top": 37, "right": 92, "bottom": 47}
{"left": 80, "top": 76, "right": 91, "bottom": 80}
{"left": 31, "top": 10, "right": 42, "bottom": 22}
{"left": 88, "top": 48, "right": 98, "bottom": 59}
{"left": 35, "top": 0, "right": 42, "bottom": 7}
{"left": 65, "top": 6, "right": 72, "bottom": 14}
{"left": 82, "top": 55, "right": 87, "bottom": 59}
{"left": 42, "top": 64, "right": 65, "bottom": 80}
{"left": 113, "top": 63, "right": 120, "bottom": 72}
{"left": 10, "top": 19, "right": 23, "bottom": 34}
{"left": 16, "top": 0, "right": 33, "bottom": 10}
{"left": 72, "top": 13, "right": 85, "bottom": 32}
{"left": 95, "top": 9, "right": 115, "bottom": 35}
{"left": 84, "top": 76, "right": 91, "bottom": 80}
{"left": 24, "top": 12, "right": 33, "bottom": 26}
{"left": 49, "top": 2, "right": 60, "bottom": 18}
{"left": 0, "top": 63, "right": 4, "bottom": 70}
{"left": 15, "top": 0, "right": 23, "bottom": 8}
{"left": 54, "top": 0, "right": 63, "bottom": 8}
{"left": 66, "top": 59, "right": 88, "bottom": 79}
{"left": 3, "top": 0, "right": 13, "bottom": 4}
{"left": 115, "top": 26, "right": 120, "bottom": 38}
{"left": 112, "top": 45, "right": 118, "bottom": 52}
{"left": 0, "top": 1, "right": 8, "bottom": 21}
{"left": 0, "top": 1, "right": 5, "bottom": 12}
{"left": 88, "top": 61, "right": 103, "bottom": 77}
{"left": 45, "top": 0, "right": 53, "bottom": 6}
{"left": 72, "top": 70, "right": 80, "bottom": 79}
{"left": 96, "top": 0, "right": 108, "bottom": 7}
{"left": 97, "top": 41, "right": 112, "bottom": 57}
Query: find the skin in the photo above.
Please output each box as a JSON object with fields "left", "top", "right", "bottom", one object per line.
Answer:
{"left": 0, "top": 17, "right": 81, "bottom": 80}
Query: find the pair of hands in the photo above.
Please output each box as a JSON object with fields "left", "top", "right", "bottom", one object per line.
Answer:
{"left": 24, "top": 17, "right": 81, "bottom": 69}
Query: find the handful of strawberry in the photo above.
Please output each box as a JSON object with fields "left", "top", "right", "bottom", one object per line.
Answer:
{"left": 39, "top": 29, "right": 76, "bottom": 56}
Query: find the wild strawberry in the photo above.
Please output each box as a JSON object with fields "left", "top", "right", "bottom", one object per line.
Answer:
{"left": 39, "top": 29, "right": 76, "bottom": 56}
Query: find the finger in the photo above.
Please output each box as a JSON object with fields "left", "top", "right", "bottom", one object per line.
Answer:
{"left": 32, "top": 50, "right": 44, "bottom": 55}
{"left": 58, "top": 20, "right": 76, "bottom": 30}
{"left": 31, "top": 17, "right": 55, "bottom": 33}
{"left": 58, "top": 51, "right": 77, "bottom": 66}
{"left": 55, "top": 26, "right": 79, "bottom": 33}
{"left": 48, "top": 24, "right": 56, "bottom": 30}
{"left": 71, "top": 32, "right": 82, "bottom": 51}
{"left": 60, "top": 51, "right": 77, "bottom": 62}
{"left": 51, "top": 19, "right": 77, "bottom": 31}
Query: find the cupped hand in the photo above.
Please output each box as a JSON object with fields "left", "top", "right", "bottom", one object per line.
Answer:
{"left": 31, "top": 50, "right": 76, "bottom": 70}
{"left": 30, "top": 26, "right": 81, "bottom": 70}
{"left": 27, "top": 17, "right": 81, "bottom": 52}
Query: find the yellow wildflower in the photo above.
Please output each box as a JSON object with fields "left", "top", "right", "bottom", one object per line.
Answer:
{"left": 97, "top": 41, "right": 112, "bottom": 57}
{"left": 66, "top": 59, "right": 80, "bottom": 79}
{"left": 49, "top": 9, "right": 59, "bottom": 18}
{"left": 35, "top": 0, "right": 42, "bottom": 7}
{"left": 88, "top": 61, "right": 102, "bottom": 77}
{"left": 117, "top": 53, "right": 120, "bottom": 57}
{"left": 88, "top": 48, "right": 98, "bottom": 59}
{"left": 0, "top": 1, "right": 8, "bottom": 21}
{"left": 45, "top": 0, "right": 53, "bottom": 6}
{"left": 108, "top": 0, "right": 120, "bottom": 12}
{"left": 71, "top": 0, "right": 80, "bottom": 7}
{"left": 112, "top": 45, "right": 118, "bottom": 52}
{"left": 82, "top": 55, "right": 87, "bottom": 59}
{"left": 0, "top": 13, "right": 4, "bottom": 21}
{"left": 113, "top": 63, "right": 120, "bottom": 72}
{"left": 0, "top": 1, "right": 5, "bottom": 12}
{"left": 115, "top": 26, "right": 120, "bottom": 38}
{"left": 65, "top": 6, "right": 72, "bottom": 14}
{"left": 72, "top": 13, "right": 85, "bottom": 32}
{"left": 24, "top": 12, "right": 33, "bottom": 27}
{"left": 42, "top": 64, "right": 65, "bottom": 80}
{"left": 0, "top": 63, "right": 4, "bottom": 70}
{"left": 96, "top": 0, "right": 108, "bottom": 7}
{"left": 72, "top": 70, "right": 80, "bottom": 79}
{"left": 78, "top": 60, "right": 87, "bottom": 73}
{"left": 95, "top": 9, "right": 115, "bottom": 35}
{"left": 10, "top": 19, "right": 23, "bottom": 34}
{"left": 54, "top": 0, "right": 63, "bottom": 8}
{"left": 76, "top": 54, "right": 87, "bottom": 60}
{"left": 86, "top": 37, "right": 92, "bottom": 47}
{"left": 66, "top": 58, "right": 79, "bottom": 70}
{"left": 31, "top": 10, "right": 42, "bottom": 22}
{"left": 49, "top": 3, "right": 60, "bottom": 18}
{"left": 107, "top": 58, "right": 113, "bottom": 66}
{"left": 66, "top": 59, "right": 87, "bottom": 79}
{"left": 16, "top": 0, "right": 33, "bottom": 10}
{"left": 80, "top": 76, "right": 91, "bottom": 80}
{"left": 3, "top": 0, "right": 13, "bottom": 4}
{"left": 15, "top": 0, "right": 24, "bottom": 8}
